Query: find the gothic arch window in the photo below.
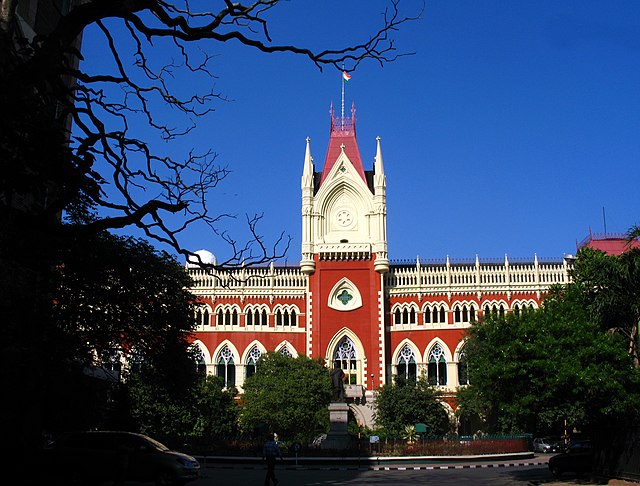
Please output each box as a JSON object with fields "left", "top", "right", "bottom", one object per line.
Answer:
{"left": 423, "top": 303, "right": 448, "bottom": 325}
{"left": 216, "top": 345, "right": 235, "bottom": 388}
{"left": 397, "top": 344, "right": 417, "bottom": 384}
{"left": 458, "top": 347, "right": 469, "bottom": 385}
{"left": 274, "top": 306, "right": 299, "bottom": 328}
{"left": 216, "top": 305, "right": 239, "bottom": 326}
{"left": 245, "top": 346, "right": 262, "bottom": 379}
{"left": 279, "top": 346, "right": 293, "bottom": 357}
{"left": 333, "top": 336, "right": 359, "bottom": 385}
{"left": 245, "top": 305, "right": 269, "bottom": 327}
{"left": 392, "top": 304, "right": 419, "bottom": 325}
{"left": 195, "top": 307, "right": 210, "bottom": 327}
{"left": 428, "top": 343, "right": 447, "bottom": 386}
{"left": 453, "top": 303, "right": 477, "bottom": 324}
{"left": 190, "top": 345, "right": 206, "bottom": 375}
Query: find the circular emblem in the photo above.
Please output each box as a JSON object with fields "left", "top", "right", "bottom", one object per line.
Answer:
{"left": 336, "top": 209, "right": 353, "bottom": 227}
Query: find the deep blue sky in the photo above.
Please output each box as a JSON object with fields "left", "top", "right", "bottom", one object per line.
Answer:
{"left": 81, "top": 1, "right": 640, "bottom": 264}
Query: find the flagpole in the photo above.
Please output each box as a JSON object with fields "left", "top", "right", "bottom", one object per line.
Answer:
{"left": 341, "top": 65, "right": 345, "bottom": 129}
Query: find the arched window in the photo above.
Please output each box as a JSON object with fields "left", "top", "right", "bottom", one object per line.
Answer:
{"left": 428, "top": 343, "right": 447, "bottom": 386}
{"left": 216, "top": 308, "right": 224, "bottom": 326}
{"left": 397, "top": 344, "right": 417, "bottom": 384}
{"left": 454, "top": 306, "right": 461, "bottom": 323}
{"left": 424, "top": 308, "right": 431, "bottom": 324}
{"left": 216, "top": 346, "right": 235, "bottom": 387}
{"left": 462, "top": 305, "right": 468, "bottom": 322}
{"left": 246, "top": 346, "right": 262, "bottom": 379}
{"left": 279, "top": 346, "right": 293, "bottom": 357}
{"left": 513, "top": 303, "right": 520, "bottom": 317}
{"left": 276, "top": 309, "right": 283, "bottom": 326}
{"left": 191, "top": 347, "right": 206, "bottom": 375}
{"left": 291, "top": 309, "right": 297, "bottom": 327}
{"left": 333, "top": 337, "right": 359, "bottom": 385}
{"left": 261, "top": 309, "right": 268, "bottom": 326}
{"left": 458, "top": 347, "right": 469, "bottom": 385}
{"left": 394, "top": 309, "right": 401, "bottom": 325}
{"left": 202, "top": 309, "right": 209, "bottom": 326}
{"left": 246, "top": 309, "right": 254, "bottom": 326}
{"left": 409, "top": 308, "right": 416, "bottom": 324}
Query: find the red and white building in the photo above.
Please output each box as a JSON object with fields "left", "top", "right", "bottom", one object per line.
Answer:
{"left": 187, "top": 106, "right": 599, "bottom": 426}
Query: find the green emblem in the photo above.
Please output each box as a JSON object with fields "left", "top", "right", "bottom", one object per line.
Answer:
{"left": 337, "top": 290, "right": 353, "bottom": 305}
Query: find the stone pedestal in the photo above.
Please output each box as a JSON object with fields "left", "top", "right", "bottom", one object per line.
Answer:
{"left": 321, "top": 402, "right": 351, "bottom": 450}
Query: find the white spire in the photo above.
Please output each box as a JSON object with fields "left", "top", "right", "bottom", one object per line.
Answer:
{"left": 303, "top": 137, "right": 313, "bottom": 177}
{"left": 374, "top": 136, "right": 384, "bottom": 174}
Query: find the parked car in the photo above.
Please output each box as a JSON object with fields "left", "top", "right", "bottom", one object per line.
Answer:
{"left": 548, "top": 440, "right": 593, "bottom": 477}
{"left": 533, "top": 437, "right": 560, "bottom": 453}
{"left": 43, "top": 430, "right": 200, "bottom": 486}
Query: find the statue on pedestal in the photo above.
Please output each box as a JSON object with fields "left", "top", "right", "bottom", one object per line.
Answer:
{"left": 331, "top": 366, "right": 346, "bottom": 402}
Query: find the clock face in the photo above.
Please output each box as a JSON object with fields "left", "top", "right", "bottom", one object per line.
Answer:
{"left": 336, "top": 209, "right": 353, "bottom": 227}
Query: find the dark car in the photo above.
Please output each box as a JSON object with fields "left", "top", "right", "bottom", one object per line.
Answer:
{"left": 548, "top": 440, "right": 593, "bottom": 477}
{"left": 44, "top": 430, "right": 200, "bottom": 486}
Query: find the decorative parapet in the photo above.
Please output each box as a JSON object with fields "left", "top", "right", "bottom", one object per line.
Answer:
{"left": 188, "top": 264, "right": 307, "bottom": 296}
{"left": 385, "top": 256, "right": 573, "bottom": 298}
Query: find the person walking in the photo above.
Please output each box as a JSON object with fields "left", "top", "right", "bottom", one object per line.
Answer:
{"left": 263, "top": 433, "right": 283, "bottom": 486}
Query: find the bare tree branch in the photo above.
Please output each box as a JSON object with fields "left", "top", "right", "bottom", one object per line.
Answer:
{"left": 1, "top": 0, "right": 419, "bottom": 267}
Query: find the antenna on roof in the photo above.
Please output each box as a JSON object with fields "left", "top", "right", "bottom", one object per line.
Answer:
{"left": 602, "top": 206, "right": 607, "bottom": 235}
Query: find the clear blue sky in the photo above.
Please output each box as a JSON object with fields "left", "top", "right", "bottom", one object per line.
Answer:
{"left": 81, "top": 1, "right": 640, "bottom": 264}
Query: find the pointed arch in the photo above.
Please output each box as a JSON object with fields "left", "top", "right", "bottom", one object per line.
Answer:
{"left": 325, "top": 328, "right": 366, "bottom": 386}
{"left": 240, "top": 340, "right": 267, "bottom": 364}
{"left": 242, "top": 341, "right": 266, "bottom": 380}
{"left": 190, "top": 339, "right": 211, "bottom": 365}
{"left": 392, "top": 339, "right": 420, "bottom": 384}
{"left": 275, "top": 340, "right": 299, "bottom": 358}
{"left": 213, "top": 340, "right": 239, "bottom": 388}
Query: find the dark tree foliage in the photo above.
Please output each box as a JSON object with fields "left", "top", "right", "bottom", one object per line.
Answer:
{"left": 0, "top": 0, "right": 417, "bottom": 457}
{"left": 373, "top": 377, "right": 451, "bottom": 437}
{"left": 459, "top": 285, "right": 640, "bottom": 436}
{"left": 571, "top": 247, "right": 640, "bottom": 368}
{"left": 125, "top": 373, "right": 239, "bottom": 442}
{"left": 239, "top": 352, "right": 332, "bottom": 442}
{"left": 51, "top": 231, "right": 199, "bottom": 428}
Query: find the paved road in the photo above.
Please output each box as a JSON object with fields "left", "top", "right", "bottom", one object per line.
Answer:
{"left": 190, "top": 462, "right": 563, "bottom": 486}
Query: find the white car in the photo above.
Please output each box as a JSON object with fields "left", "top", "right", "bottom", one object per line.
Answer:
{"left": 533, "top": 437, "right": 560, "bottom": 453}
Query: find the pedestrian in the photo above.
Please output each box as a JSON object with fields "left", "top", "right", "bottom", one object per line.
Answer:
{"left": 263, "top": 432, "right": 283, "bottom": 486}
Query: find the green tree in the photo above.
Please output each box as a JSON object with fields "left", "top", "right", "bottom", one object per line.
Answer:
{"left": 126, "top": 373, "right": 238, "bottom": 441}
{"left": 571, "top": 247, "right": 640, "bottom": 368}
{"left": 459, "top": 286, "right": 640, "bottom": 435}
{"left": 239, "top": 353, "right": 332, "bottom": 442}
{"left": 43, "top": 230, "right": 200, "bottom": 435}
{"left": 374, "top": 377, "right": 451, "bottom": 437}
